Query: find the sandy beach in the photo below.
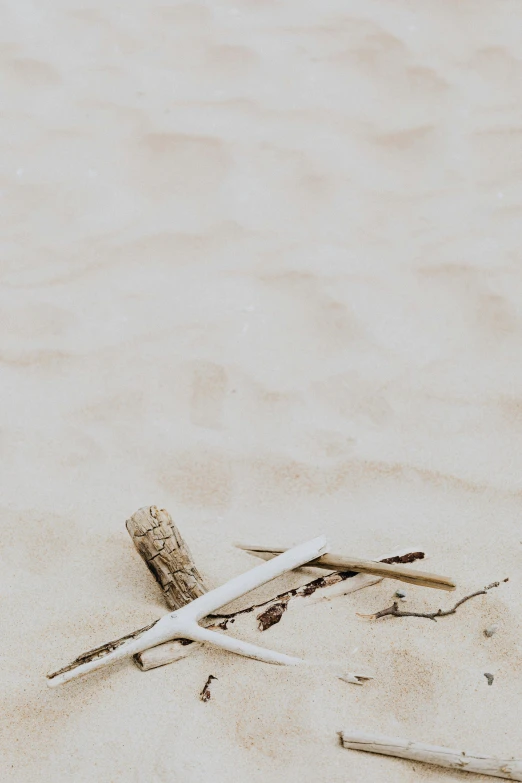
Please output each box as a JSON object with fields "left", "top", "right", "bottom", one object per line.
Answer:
{"left": 1, "top": 1, "right": 521, "bottom": 780}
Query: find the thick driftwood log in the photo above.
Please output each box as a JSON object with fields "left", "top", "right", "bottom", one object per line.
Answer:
{"left": 126, "top": 506, "right": 207, "bottom": 610}
{"left": 340, "top": 731, "right": 522, "bottom": 781}
{"left": 135, "top": 548, "right": 425, "bottom": 671}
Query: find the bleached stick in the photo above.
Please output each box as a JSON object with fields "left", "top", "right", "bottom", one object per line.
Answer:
{"left": 136, "top": 547, "right": 423, "bottom": 671}
{"left": 238, "top": 545, "right": 455, "bottom": 591}
{"left": 340, "top": 731, "right": 522, "bottom": 781}
{"left": 49, "top": 536, "right": 341, "bottom": 687}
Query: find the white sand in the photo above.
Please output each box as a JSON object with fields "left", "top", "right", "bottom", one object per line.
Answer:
{"left": 1, "top": 1, "right": 521, "bottom": 780}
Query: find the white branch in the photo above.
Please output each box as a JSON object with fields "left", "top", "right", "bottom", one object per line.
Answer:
{"left": 48, "top": 536, "right": 334, "bottom": 687}
{"left": 340, "top": 731, "right": 522, "bottom": 781}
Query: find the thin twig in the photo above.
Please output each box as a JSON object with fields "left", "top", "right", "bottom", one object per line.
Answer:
{"left": 358, "top": 579, "right": 508, "bottom": 621}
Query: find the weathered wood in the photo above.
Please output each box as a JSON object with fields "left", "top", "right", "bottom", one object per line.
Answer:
{"left": 135, "top": 548, "right": 425, "bottom": 671}
{"left": 48, "top": 537, "right": 347, "bottom": 686}
{"left": 126, "top": 506, "right": 207, "bottom": 610}
{"left": 340, "top": 731, "right": 522, "bottom": 780}
{"left": 236, "top": 544, "right": 455, "bottom": 591}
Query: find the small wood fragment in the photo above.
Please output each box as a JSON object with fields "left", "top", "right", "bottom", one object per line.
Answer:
{"left": 200, "top": 675, "right": 217, "bottom": 702}
{"left": 237, "top": 545, "right": 455, "bottom": 591}
{"left": 340, "top": 730, "right": 522, "bottom": 780}
{"left": 126, "top": 506, "right": 207, "bottom": 610}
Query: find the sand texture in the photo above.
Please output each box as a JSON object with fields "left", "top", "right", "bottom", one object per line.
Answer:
{"left": 1, "top": 1, "right": 521, "bottom": 780}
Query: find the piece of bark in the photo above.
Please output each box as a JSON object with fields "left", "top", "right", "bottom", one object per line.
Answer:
{"left": 236, "top": 545, "right": 455, "bottom": 591}
{"left": 135, "top": 548, "right": 425, "bottom": 671}
{"left": 340, "top": 731, "right": 522, "bottom": 781}
{"left": 126, "top": 506, "right": 207, "bottom": 610}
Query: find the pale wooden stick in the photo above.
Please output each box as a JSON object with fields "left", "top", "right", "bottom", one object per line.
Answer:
{"left": 238, "top": 545, "right": 455, "bottom": 591}
{"left": 340, "top": 731, "right": 522, "bottom": 781}
{"left": 48, "top": 537, "right": 337, "bottom": 687}
{"left": 126, "top": 506, "right": 207, "bottom": 610}
{"left": 136, "top": 548, "right": 423, "bottom": 671}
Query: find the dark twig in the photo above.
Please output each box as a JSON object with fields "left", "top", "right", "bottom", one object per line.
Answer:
{"left": 358, "top": 579, "right": 508, "bottom": 621}
{"left": 200, "top": 675, "right": 217, "bottom": 702}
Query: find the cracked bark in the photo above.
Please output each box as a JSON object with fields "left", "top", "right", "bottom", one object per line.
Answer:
{"left": 126, "top": 505, "right": 207, "bottom": 610}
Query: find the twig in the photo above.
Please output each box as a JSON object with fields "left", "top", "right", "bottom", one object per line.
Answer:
{"left": 200, "top": 675, "right": 217, "bottom": 702}
{"left": 358, "top": 580, "right": 508, "bottom": 621}
{"left": 340, "top": 730, "right": 522, "bottom": 780}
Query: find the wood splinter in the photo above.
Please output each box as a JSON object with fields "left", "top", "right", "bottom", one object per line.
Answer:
{"left": 200, "top": 675, "right": 217, "bottom": 702}
{"left": 340, "top": 730, "right": 522, "bottom": 781}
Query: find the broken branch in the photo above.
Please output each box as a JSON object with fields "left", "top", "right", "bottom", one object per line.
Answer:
{"left": 358, "top": 580, "right": 508, "bottom": 621}
{"left": 340, "top": 730, "right": 522, "bottom": 780}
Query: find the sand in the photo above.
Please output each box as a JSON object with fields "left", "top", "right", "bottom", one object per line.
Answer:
{"left": 1, "top": 1, "right": 521, "bottom": 780}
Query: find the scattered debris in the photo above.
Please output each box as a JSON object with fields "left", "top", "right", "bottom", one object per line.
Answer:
{"left": 205, "top": 551, "right": 427, "bottom": 635}
{"left": 200, "top": 675, "right": 217, "bottom": 702}
{"left": 340, "top": 730, "right": 522, "bottom": 780}
{"left": 484, "top": 625, "right": 499, "bottom": 638}
{"left": 484, "top": 673, "right": 494, "bottom": 686}
{"left": 358, "top": 580, "right": 508, "bottom": 622}
{"left": 395, "top": 589, "right": 406, "bottom": 600}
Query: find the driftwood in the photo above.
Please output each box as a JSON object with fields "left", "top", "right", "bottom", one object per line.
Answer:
{"left": 48, "top": 536, "right": 371, "bottom": 687}
{"left": 237, "top": 544, "right": 455, "bottom": 591}
{"left": 135, "top": 548, "right": 425, "bottom": 671}
{"left": 125, "top": 507, "right": 423, "bottom": 672}
{"left": 357, "top": 580, "right": 508, "bottom": 621}
{"left": 126, "top": 506, "right": 207, "bottom": 610}
{"left": 340, "top": 730, "right": 522, "bottom": 781}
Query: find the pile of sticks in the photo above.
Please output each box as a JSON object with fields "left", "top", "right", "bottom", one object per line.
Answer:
{"left": 47, "top": 505, "right": 519, "bottom": 780}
